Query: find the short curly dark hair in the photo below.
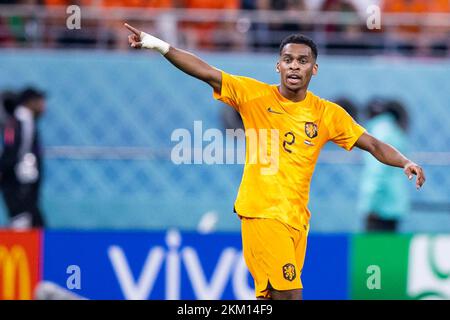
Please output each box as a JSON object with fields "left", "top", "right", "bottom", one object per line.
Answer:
{"left": 279, "top": 34, "right": 318, "bottom": 60}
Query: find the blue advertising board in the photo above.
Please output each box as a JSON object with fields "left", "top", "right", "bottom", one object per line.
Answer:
{"left": 302, "top": 234, "right": 349, "bottom": 300}
{"left": 43, "top": 230, "right": 349, "bottom": 299}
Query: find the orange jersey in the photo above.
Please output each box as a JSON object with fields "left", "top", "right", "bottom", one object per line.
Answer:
{"left": 213, "top": 71, "right": 366, "bottom": 230}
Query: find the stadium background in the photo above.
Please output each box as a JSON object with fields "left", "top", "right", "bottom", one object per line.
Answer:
{"left": 0, "top": 0, "right": 449, "bottom": 300}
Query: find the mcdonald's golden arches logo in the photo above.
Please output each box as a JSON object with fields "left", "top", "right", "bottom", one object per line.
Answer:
{"left": 0, "top": 245, "right": 31, "bottom": 300}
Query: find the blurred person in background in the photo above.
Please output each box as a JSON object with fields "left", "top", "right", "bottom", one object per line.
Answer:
{"left": 0, "top": 87, "right": 46, "bottom": 229}
{"left": 0, "top": 90, "right": 18, "bottom": 127}
{"left": 359, "top": 98, "right": 410, "bottom": 232}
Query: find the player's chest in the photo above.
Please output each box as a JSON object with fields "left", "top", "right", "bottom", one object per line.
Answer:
{"left": 243, "top": 103, "right": 326, "bottom": 158}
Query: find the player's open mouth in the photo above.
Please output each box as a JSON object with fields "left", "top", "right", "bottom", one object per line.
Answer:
{"left": 287, "top": 74, "right": 301, "bottom": 85}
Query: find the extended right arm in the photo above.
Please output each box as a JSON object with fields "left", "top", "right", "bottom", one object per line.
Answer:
{"left": 125, "top": 23, "right": 222, "bottom": 93}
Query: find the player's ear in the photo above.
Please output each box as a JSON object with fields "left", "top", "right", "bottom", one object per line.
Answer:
{"left": 276, "top": 62, "right": 280, "bottom": 73}
{"left": 312, "top": 63, "right": 318, "bottom": 76}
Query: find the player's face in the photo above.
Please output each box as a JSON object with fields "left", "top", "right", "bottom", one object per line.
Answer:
{"left": 277, "top": 43, "right": 318, "bottom": 92}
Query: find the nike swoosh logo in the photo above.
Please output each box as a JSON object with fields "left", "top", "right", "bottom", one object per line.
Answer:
{"left": 267, "top": 107, "right": 284, "bottom": 114}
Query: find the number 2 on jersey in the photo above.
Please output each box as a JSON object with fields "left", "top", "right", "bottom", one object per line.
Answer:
{"left": 283, "top": 131, "right": 295, "bottom": 153}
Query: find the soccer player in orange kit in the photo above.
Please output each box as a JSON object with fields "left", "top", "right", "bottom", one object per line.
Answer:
{"left": 124, "top": 23, "right": 426, "bottom": 300}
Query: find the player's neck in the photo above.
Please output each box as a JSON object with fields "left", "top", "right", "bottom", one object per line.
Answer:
{"left": 278, "top": 85, "right": 308, "bottom": 102}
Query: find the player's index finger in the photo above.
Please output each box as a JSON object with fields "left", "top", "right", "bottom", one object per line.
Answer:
{"left": 124, "top": 23, "right": 140, "bottom": 35}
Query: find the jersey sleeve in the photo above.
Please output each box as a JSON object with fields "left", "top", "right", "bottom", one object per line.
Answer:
{"left": 327, "top": 102, "right": 366, "bottom": 151}
{"left": 213, "top": 71, "right": 263, "bottom": 113}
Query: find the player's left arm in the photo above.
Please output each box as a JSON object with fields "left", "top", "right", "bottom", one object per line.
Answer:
{"left": 355, "top": 132, "right": 426, "bottom": 189}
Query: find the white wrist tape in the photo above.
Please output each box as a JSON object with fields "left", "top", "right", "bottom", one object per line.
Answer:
{"left": 140, "top": 32, "right": 170, "bottom": 55}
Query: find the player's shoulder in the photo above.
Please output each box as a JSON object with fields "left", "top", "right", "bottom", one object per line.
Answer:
{"left": 223, "top": 71, "right": 273, "bottom": 103}
{"left": 226, "top": 72, "right": 271, "bottom": 89}
{"left": 307, "top": 93, "right": 351, "bottom": 129}
{"left": 310, "top": 93, "right": 347, "bottom": 115}
{"left": 305, "top": 92, "right": 340, "bottom": 113}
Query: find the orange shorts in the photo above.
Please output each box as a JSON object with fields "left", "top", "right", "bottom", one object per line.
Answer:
{"left": 241, "top": 217, "right": 309, "bottom": 299}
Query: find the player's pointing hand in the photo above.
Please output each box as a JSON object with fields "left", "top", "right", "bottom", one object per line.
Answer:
{"left": 404, "top": 162, "right": 426, "bottom": 189}
{"left": 124, "top": 22, "right": 170, "bottom": 55}
{"left": 125, "top": 23, "right": 143, "bottom": 49}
